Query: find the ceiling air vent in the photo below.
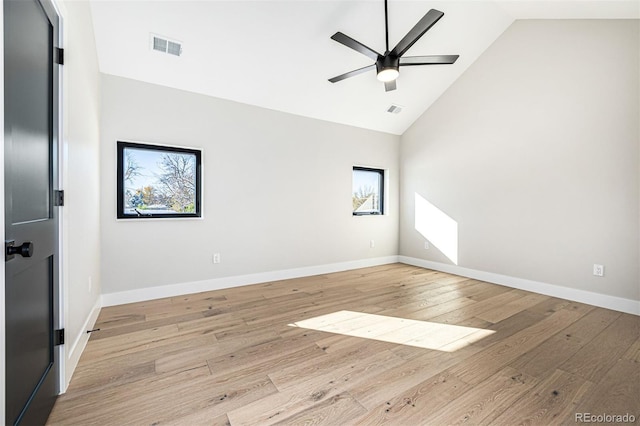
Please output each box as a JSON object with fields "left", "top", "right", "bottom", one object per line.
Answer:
{"left": 150, "top": 34, "right": 182, "bottom": 57}
{"left": 386, "top": 104, "right": 403, "bottom": 114}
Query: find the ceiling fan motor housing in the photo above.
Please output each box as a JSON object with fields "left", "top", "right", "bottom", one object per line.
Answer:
{"left": 376, "top": 55, "right": 399, "bottom": 74}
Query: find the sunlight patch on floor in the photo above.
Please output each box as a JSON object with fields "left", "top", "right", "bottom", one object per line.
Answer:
{"left": 289, "top": 310, "right": 495, "bottom": 352}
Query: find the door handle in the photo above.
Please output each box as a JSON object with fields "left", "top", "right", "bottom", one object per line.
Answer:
{"left": 5, "top": 241, "right": 34, "bottom": 260}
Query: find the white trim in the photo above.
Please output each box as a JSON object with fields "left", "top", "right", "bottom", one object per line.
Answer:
{"left": 102, "top": 256, "right": 400, "bottom": 306}
{"left": 63, "top": 298, "right": 101, "bottom": 392}
{"left": 0, "top": 3, "right": 6, "bottom": 421}
{"left": 102, "top": 254, "right": 639, "bottom": 314}
{"left": 52, "top": 0, "right": 66, "bottom": 396}
{"left": 116, "top": 138, "right": 203, "bottom": 152}
{"left": 399, "top": 256, "right": 640, "bottom": 316}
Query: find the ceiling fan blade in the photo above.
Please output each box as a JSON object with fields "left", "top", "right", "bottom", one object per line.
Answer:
{"left": 331, "top": 32, "right": 381, "bottom": 61}
{"left": 390, "top": 9, "right": 444, "bottom": 58}
{"left": 400, "top": 55, "right": 459, "bottom": 66}
{"left": 328, "top": 64, "right": 376, "bottom": 83}
{"left": 384, "top": 80, "right": 396, "bottom": 92}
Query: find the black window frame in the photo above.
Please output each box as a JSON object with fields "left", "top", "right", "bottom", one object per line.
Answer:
{"left": 352, "top": 166, "right": 385, "bottom": 216}
{"left": 116, "top": 141, "right": 202, "bottom": 219}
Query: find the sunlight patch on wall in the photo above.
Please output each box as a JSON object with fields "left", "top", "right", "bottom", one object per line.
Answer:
{"left": 289, "top": 310, "right": 495, "bottom": 352}
{"left": 414, "top": 193, "right": 459, "bottom": 265}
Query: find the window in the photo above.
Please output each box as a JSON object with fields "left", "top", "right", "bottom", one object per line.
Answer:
{"left": 117, "top": 141, "right": 201, "bottom": 219}
{"left": 352, "top": 167, "right": 384, "bottom": 215}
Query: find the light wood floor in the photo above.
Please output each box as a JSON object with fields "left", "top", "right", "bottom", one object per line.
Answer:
{"left": 47, "top": 264, "right": 640, "bottom": 425}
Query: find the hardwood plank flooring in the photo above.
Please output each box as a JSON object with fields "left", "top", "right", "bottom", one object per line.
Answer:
{"left": 47, "top": 264, "right": 640, "bottom": 425}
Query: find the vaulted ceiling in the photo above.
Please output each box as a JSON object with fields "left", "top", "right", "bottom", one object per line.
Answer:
{"left": 90, "top": 1, "right": 639, "bottom": 135}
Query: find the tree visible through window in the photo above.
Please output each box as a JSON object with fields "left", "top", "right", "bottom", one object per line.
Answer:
{"left": 117, "top": 141, "right": 201, "bottom": 218}
{"left": 353, "top": 167, "right": 384, "bottom": 215}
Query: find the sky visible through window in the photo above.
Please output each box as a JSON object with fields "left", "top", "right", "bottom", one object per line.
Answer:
{"left": 125, "top": 148, "right": 164, "bottom": 190}
{"left": 353, "top": 169, "right": 380, "bottom": 193}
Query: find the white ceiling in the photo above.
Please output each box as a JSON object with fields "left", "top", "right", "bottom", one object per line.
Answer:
{"left": 89, "top": 1, "right": 639, "bottom": 135}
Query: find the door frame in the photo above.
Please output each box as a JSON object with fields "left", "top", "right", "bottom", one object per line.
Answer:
{"left": 1, "top": 2, "right": 6, "bottom": 421}
{"left": 1, "top": 0, "right": 66, "bottom": 420}
{"left": 50, "top": 0, "right": 66, "bottom": 397}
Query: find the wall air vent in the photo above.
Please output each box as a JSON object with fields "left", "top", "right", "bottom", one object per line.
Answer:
{"left": 386, "top": 104, "right": 403, "bottom": 114}
{"left": 150, "top": 34, "right": 182, "bottom": 57}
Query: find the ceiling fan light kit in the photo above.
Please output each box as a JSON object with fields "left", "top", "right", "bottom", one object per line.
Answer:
{"left": 377, "top": 68, "right": 399, "bottom": 82}
{"left": 376, "top": 56, "right": 399, "bottom": 82}
{"left": 329, "top": 0, "right": 460, "bottom": 92}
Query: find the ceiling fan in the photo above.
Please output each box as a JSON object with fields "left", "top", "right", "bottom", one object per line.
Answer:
{"left": 328, "top": 0, "right": 459, "bottom": 92}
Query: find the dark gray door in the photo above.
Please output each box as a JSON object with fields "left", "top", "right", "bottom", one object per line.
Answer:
{"left": 4, "top": 0, "right": 61, "bottom": 424}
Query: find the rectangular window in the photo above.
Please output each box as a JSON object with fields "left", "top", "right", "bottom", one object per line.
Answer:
{"left": 116, "top": 141, "right": 202, "bottom": 219}
{"left": 352, "top": 166, "right": 384, "bottom": 215}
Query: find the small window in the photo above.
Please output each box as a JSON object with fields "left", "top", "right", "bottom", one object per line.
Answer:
{"left": 352, "top": 167, "right": 384, "bottom": 215}
{"left": 117, "top": 141, "right": 201, "bottom": 219}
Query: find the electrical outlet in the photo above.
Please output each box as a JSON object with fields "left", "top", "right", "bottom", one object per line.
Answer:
{"left": 370, "top": 240, "right": 375, "bottom": 248}
{"left": 213, "top": 253, "right": 221, "bottom": 264}
{"left": 593, "top": 264, "right": 604, "bottom": 277}
{"left": 424, "top": 241, "right": 430, "bottom": 250}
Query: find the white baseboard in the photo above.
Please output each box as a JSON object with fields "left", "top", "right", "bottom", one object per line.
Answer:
{"left": 102, "top": 256, "right": 400, "bottom": 307}
{"left": 62, "top": 298, "right": 102, "bottom": 392}
{"left": 399, "top": 256, "right": 640, "bottom": 316}
{"left": 101, "top": 254, "right": 639, "bottom": 314}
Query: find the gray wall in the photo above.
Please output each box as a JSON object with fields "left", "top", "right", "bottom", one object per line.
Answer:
{"left": 400, "top": 20, "right": 639, "bottom": 301}
{"left": 100, "top": 75, "right": 399, "bottom": 295}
